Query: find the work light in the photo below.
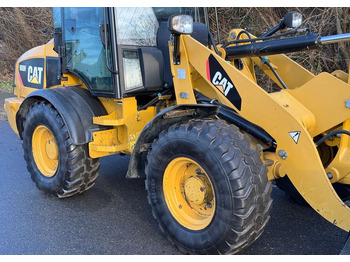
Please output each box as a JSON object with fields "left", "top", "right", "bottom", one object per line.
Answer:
{"left": 284, "top": 12, "right": 303, "bottom": 28}
{"left": 168, "top": 15, "right": 193, "bottom": 34}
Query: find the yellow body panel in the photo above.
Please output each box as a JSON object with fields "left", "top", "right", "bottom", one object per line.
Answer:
{"left": 251, "top": 54, "right": 315, "bottom": 90}
{"left": 89, "top": 97, "right": 157, "bottom": 157}
{"left": 4, "top": 97, "right": 22, "bottom": 136}
{"left": 326, "top": 120, "right": 350, "bottom": 183}
{"left": 6, "top": 40, "right": 86, "bottom": 138}
{"left": 169, "top": 38, "right": 197, "bottom": 105}
{"left": 288, "top": 73, "right": 350, "bottom": 137}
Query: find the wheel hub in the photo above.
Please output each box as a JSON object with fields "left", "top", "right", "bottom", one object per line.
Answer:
{"left": 32, "top": 125, "right": 58, "bottom": 177}
{"left": 45, "top": 139, "right": 58, "bottom": 160}
{"left": 184, "top": 175, "right": 212, "bottom": 205}
{"left": 163, "top": 157, "right": 215, "bottom": 230}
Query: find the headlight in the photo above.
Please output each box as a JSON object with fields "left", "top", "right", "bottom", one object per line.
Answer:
{"left": 168, "top": 15, "right": 193, "bottom": 35}
{"left": 283, "top": 12, "right": 303, "bottom": 28}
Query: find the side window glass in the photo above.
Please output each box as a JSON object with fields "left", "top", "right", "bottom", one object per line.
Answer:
{"left": 123, "top": 50, "right": 142, "bottom": 91}
{"left": 63, "top": 7, "right": 114, "bottom": 94}
{"left": 115, "top": 7, "right": 159, "bottom": 46}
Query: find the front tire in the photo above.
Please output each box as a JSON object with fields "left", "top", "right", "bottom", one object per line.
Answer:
{"left": 22, "top": 101, "right": 100, "bottom": 198}
{"left": 145, "top": 119, "right": 272, "bottom": 254}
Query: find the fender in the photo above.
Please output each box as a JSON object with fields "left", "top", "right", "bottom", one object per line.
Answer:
{"left": 218, "top": 106, "right": 275, "bottom": 147}
{"left": 16, "top": 86, "right": 108, "bottom": 145}
{"left": 126, "top": 104, "right": 219, "bottom": 179}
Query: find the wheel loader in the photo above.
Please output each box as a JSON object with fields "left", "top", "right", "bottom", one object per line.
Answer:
{"left": 4, "top": 7, "right": 350, "bottom": 254}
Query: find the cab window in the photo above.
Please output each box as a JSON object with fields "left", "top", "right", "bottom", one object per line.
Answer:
{"left": 63, "top": 7, "right": 114, "bottom": 94}
{"left": 115, "top": 7, "right": 159, "bottom": 46}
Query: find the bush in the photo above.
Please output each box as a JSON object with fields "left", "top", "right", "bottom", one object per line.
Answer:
{"left": 0, "top": 7, "right": 53, "bottom": 80}
{"left": 208, "top": 7, "right": 350, "bottom": 74}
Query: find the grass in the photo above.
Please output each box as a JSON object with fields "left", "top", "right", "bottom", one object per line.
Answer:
{"left": 0, "top": 78, "right": 13, "bottom": 93}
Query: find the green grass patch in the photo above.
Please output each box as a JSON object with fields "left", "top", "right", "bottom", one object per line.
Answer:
{"left": 0, "top": 78, "right": 13, "bottom": 93}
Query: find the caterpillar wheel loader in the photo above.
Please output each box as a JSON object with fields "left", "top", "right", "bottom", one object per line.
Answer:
{"left": 4, "top": 7, "right": 350, "bottom": 254}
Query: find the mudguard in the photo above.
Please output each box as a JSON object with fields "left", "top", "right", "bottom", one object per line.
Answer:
{"left": 16, "top": 86, "right": 108, "bottom": 145}
{"left": 126, "top": 104, "right": 219, "bottom": 179}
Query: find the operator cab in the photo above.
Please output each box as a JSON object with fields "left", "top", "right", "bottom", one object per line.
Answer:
{"left": 53, "top": 7, "right": 209, "bottom": 99}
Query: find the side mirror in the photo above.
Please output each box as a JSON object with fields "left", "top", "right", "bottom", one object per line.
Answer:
{"left": 283, "top": 12, "right": 303, "bottom": 28}
{"left": 168, "top": 15, "right": 193, "bottom": 35}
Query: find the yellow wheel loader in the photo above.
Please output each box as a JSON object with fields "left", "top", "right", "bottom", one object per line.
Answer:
{"left": 4, "top": 7, "right": 350, "bottom": 254}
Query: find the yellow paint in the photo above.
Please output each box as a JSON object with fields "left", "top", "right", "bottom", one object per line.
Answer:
{"left": 326, "top": 120, "right": 350, "bottom": 183}
{"left": 264, "top": 152, "right": 287, "bottom": 180}
{"left": 89, "top": 97, "right": 157, "bottom": 158}
{"left": 31, "top": 125, "right": 58, "bottom": 177}
{"left": 4, "top": 97, "right": 22, "bottom": 137}
{"left": 93, "top": 111, "right": 124, "bottom": 126}
{"left": 163, "top": 157, "right": 215, "bottom": 230}
{"left": 331, "top": 70, "right": 349, "bottom": 83}
{"left": 129, "top": 134, "right": 136, "bottom": 151}
{"left": 288, "top": 73, "right": 350, "bottom": 137}
{"left": 169, "top": 37, "right": 197, "bottom": 105}
{"left": 89, "top": 129, "right": 128, "bottom": 158}
{"left": 251, "top": 55, "right": 315, "bottom": 90}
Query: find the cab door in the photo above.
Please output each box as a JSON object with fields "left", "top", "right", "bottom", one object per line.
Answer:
{"left": 54, "top": 7, "right": 119, "bottom": 97}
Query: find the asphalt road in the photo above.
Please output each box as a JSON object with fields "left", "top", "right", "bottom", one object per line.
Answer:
{"left": 0, "top": 118, "right": 348, "bottom": 255}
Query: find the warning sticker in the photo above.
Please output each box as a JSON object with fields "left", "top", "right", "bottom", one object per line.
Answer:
{"left": 289, "top": 131, "right": 301, "bottom": 144}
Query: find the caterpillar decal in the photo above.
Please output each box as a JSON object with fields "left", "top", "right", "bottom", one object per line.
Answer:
{"left": 18, "top": 58, "right": 44, "bottom": 89}
{"left": 206, "top": 54, "right": 242, "bottom": 111}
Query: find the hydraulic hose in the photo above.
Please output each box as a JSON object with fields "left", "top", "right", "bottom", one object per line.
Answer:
{"left": 315, "top": 130, "right": 350, "bottom": 147}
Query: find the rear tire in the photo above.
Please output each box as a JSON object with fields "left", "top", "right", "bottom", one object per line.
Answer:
{"left": 22, "top": 101, "right": 100, "bottom": 198}
{"left": 145, "top": 119, "right": 272, "bottom": 254}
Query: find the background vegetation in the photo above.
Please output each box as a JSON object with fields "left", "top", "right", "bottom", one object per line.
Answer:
{"left": 0, "top": 7, "right": 349, "bottom": 92}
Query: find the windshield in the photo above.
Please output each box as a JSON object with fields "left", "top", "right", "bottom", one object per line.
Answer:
{"left": 114, "top": 7, "right": 205, "bottom": 47}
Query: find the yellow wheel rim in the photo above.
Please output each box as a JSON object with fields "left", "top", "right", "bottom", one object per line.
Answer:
{"left": 163, "top": 157, "right": 215, "bottom": 230}
{"left": 32, "top": 125, "right": 59, "bottom": 177}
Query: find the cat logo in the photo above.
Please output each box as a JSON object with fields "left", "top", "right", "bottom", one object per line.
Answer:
{"left": 27, "top": 66, "right": 44, "bottom": 85}
{"left": 206, "top": 54, "right": 242, "bottom": 110}
{"left": 211, "top": 71, "right": 234, "bottom": 96}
